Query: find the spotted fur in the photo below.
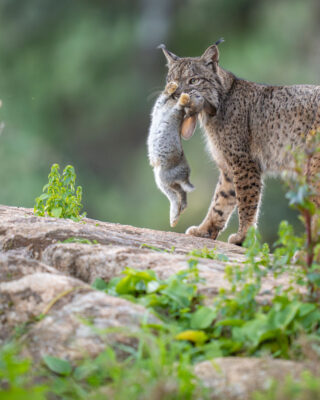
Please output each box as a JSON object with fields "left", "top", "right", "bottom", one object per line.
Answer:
{"left": 160, "top": 42, "right": 320, "bottom": 245}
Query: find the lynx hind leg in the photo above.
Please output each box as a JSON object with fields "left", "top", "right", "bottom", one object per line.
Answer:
{"left": 228, "top": 159, "right": 262, "bottom": 246}
{"left": 165, "top": 81, "right": 178, "bottom": 95}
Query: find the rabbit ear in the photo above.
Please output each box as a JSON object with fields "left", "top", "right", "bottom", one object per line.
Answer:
{"left": 181, "top": 115, "right": 197, "bottom": 140}
{"left": 158, "top": 44, "right": 180, "bottom": 66}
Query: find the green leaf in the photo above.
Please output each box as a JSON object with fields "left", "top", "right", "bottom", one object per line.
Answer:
{"left": 115, "top": 268, "right": 157, "bottom": 295}
{"left": 51, "top": 207, "right": 62, "bottom": 218}
{"left": 73, "top": 364, "right": 96, "bottom": 381}
{"left": 92, "top": 277, "right": 108, "bottom": 291}
{"left": 37, "top": 193, "right": 49, "bottom": 201}
{"left": 268, "top": 302, "right": 300, "bottom": 330}
{"left": 116, "top": 275, "right": 135, "bottom": 294}
{"left": 161, "top": 279, "right": 195, "bottom": 309}
{"left": 217, "top": 338, "right": 243, "bottom": 353}
{"left": 201, "top": 341, "right": 223, "bottom": 358}
{"left": 190, "top": 307, "right": 216, "bottom": 329}
{"left": 147, "top": 280, "right": 160, "bottom": 293}
{"left": 307, "top": 272, "right": 320, "bottom": 286}
{"left": 43, "top": 355, "right": 72, "bottom": 376}
{"left": 217, "top": 253, "right": 229, "bottom": 262}
{"left": 215, "top": 318, "right": 245, "bottom": 327}
{"left": 232, "top": 315, "right": 269, "bottom": 348}
{"left": 298, "top": 303, "right": 316, "bottom": 317}
{"left": 175, "top": 330, "right": 208, "bottom": 345}
{"left": 257, "top": 328, "right": 280, "bottom": 345}
{"left": 299, "top": 309, "right": 320, "bottom": 331}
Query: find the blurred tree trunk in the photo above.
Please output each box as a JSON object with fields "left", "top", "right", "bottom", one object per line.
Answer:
{"left": 305, "top": 0, "right": 320, "bottom": 81}
{"left": 132, "top": 0, "right": 179, "bottom": 144}
{"left": 137, "top": 0, "right": 176, "bottom": 88}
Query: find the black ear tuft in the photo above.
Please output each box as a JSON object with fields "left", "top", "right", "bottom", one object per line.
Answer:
{"left": 215, "top": 37, "right": 225, "bottom": 46}
{"left": 157, "top": 44, "right": 180, "bottom": 66}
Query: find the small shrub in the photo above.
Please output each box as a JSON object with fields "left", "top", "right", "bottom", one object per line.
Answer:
{"left": 34, "top": 163, "right": 86, "bottom": 221}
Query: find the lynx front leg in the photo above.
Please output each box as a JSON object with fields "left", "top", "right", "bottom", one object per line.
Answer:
{"left": 186, "top": 170, "right": 237, "bottom": 239}
{"left": 228, "top": 158, "right": 262, "bottom": 245}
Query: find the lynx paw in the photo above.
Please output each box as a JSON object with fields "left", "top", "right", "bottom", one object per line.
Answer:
{"left": 166, "top": 81, "right": 178, "bottom": 95}
{"left": 228, "top": 233, "right": 245, "bottom": 246}
{"left": 179, "top": 93, "right": 190, "bottom": 107}
{"left": 186, "top": 226, "right": 218, "bottom": 240}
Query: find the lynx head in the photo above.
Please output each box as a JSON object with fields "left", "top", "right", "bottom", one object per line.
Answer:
{"left": 159, "top": 39, "right": 225, "bottom": 116}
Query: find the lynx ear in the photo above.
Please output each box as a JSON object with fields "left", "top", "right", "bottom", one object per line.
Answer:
{"left": 181, "top": 115, "right": 197, "bottom": 140}
{"left": 201, "top": 45, "right": 219, "bottom": 65}
{"left": 158, "top": 44, "right": 180, "bottom": 66}
{"left": 201, "top": 38, "right": 224, "bottom": 66}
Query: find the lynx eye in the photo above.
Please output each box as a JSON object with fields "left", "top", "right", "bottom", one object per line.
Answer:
{"left": 189, "top": 77, "right": 201, "bottom": 85}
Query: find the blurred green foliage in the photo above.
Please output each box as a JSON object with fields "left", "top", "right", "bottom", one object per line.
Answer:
{"left": 0, "top": 0, "right": 319, "bottom": 243}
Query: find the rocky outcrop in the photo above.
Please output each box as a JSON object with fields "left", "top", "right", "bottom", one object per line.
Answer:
{"left": 0, "top": 205, "right": 313, "bottom": 399}
{"left": 195, "top": 358, "right": 309, "bottom": 399}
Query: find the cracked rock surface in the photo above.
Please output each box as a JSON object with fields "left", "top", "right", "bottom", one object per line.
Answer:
{"left": 0, "top": 205, "right": 312, "bottom": 399}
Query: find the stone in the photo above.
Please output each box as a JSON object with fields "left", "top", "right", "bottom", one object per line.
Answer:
{"left": 0, "top": 272, "right": 86, "bottom": 343}
{"left": 194, "top": 358, "right": 309, "bottom": 399}
{"left": 0, "top": 205, "right": 313, "bottom": 398}
{"left": 23, "top": 290, "right": 158, "bottom": 362}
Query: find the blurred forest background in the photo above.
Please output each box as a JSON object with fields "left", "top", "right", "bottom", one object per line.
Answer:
{"left": 0, "top": 0, "right": 320, "bottom": 244}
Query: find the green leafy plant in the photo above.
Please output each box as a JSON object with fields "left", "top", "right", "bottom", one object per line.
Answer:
{"left": 34, "top": 163, "right": 86, "bottom": 221}
{"left": 275, "top": 132, "right": 320, "bottom": 299}
{"left": 92, "top": 232, "right": 320, "bottom": 360}
{"left": 43, "top": 355, "right": 72, "bottom": 376}
{"left": 188, "top": 246, "right": 229, "bottom": 262}
{"left": 93, "top": 261, "right": 204, "bottom": 326}
{"left": 0, "top": 343, "right": 48, "bottom": 399}
{"left": 253, "top": 371, "right": 320, "bottom": 400}
{"left": 140, "top": 243, "right": 175, "bottom": 253}
{"left": 40, "top": 333, "right": 210, "bottom": 400}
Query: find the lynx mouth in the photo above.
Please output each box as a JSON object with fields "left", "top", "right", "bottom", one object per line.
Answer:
{"left": 180, "top": 99, "right": 216, "bottom": 140}
{"left": 203, "top": 99, "right": 217, "bottom": 116}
